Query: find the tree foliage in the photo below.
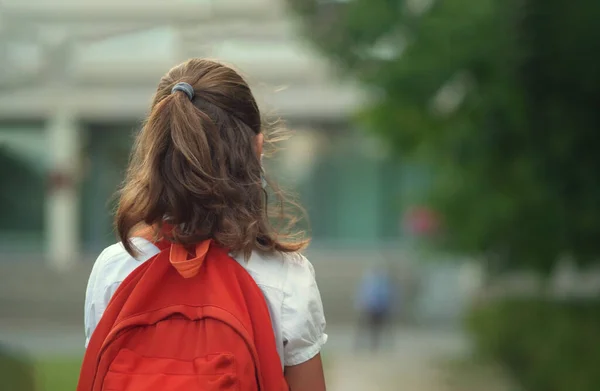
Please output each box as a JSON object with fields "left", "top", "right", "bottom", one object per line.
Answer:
{"left": 290, "top": 0, "right": 600, "bottom": 272}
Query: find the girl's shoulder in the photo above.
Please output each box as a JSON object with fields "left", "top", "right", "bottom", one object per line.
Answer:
{"left": 90, "top": 237, "right": 159, "bottom": 288}
{"left": 235, "top": 250, "right": 315, "bottom": 292}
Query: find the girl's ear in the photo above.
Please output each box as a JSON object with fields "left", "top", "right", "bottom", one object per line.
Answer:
{"left": 255, "top": 133, "right": 264, "bottom": 157}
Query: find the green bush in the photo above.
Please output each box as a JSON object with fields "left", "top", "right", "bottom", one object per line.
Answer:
{"left": 0, "top": 345, "right": 35, "bottom": 391}
{"left": 35, "top": 357, "right": 82, "bottom": 391}
{"left": 468, "top": 299, "right": 600, "bottom": 391}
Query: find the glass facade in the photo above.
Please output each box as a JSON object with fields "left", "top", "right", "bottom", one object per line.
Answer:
{"left": 0, "top": 121, "right": 427, "bottom": 254}
{"left": 80, "top": 123, "right": 138, "bottom": 253}
{"left": 270, "top": 127, "right": 407, "bottom": 247}
{"left": 0, "top": 123, "right": 46, "bottom": 252}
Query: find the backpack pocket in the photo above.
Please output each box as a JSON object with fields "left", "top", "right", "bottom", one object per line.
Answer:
{"left": 103, "top": 349, "right": 238, "bottom": 391}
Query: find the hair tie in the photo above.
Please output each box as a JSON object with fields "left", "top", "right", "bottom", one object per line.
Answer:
{"left": 171, "top": 82, "right": 195, "bottom": 101}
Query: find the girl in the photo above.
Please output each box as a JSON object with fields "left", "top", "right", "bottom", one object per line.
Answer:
{"left": 84, "top": 59, "right": 327, "bottom": 390}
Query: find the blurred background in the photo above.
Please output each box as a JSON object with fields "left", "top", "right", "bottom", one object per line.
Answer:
{"left": 1, "top": 0, "right": 599, "bottom": 390}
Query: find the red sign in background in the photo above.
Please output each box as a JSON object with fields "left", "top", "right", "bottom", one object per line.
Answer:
{"left": 403, "top": 206, "right": 440, "bottom": 237}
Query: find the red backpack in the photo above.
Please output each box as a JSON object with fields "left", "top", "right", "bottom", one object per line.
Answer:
{"left": 77, "top": 238, "right": 288, "bottom": 391}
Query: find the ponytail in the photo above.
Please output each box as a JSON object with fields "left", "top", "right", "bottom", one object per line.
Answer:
{"left": 116, "top": 59, "right": 309, "bottom": 258}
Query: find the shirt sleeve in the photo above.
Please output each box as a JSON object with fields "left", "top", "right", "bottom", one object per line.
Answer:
{"left": 281, "top": 254, "right": 328, "bottom": 366}
{"left": 84, "top": 248, "right": 108, "bottom": 347}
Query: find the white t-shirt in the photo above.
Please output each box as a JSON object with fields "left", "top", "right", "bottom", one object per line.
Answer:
{"left": 84, "top": 237, "right": 328, "bottom": 368}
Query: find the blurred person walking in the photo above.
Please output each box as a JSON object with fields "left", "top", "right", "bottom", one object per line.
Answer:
{"left": 355, "top": 264, "right": 396, "bottom": 352}
{"left": 78, "top": 59, "right": 327, "bottom": 391}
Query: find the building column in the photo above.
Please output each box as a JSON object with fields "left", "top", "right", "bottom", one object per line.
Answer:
{"left": 46, "top": 110, "right": 80, "bottom": 270}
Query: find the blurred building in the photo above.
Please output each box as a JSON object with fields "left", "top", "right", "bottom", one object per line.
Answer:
{"left": 0, "top": 0, "right": 421, "bottom": 260}
{"left": 0, "top": 0, "right": 473, "bottom": 326}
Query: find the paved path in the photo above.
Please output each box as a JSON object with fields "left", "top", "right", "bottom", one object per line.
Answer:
{"left": 327, "top": 353, "right": 443, "bottom": 391}
{"left": 324, "top": 326, "right": 469, "bottom": 391}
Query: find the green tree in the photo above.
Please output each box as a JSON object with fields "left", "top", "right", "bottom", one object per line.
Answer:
{"left": 290, "top": 0, "right": 600, "bottom": 272}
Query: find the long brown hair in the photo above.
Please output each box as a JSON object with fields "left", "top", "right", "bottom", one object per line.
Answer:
{"left": 116, "top": 58, "right": 309, "bottom": 258}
